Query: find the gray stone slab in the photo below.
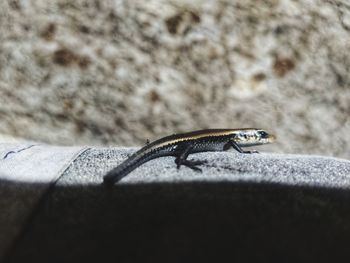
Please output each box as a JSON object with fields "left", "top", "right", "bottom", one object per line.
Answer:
{"left": 0, "top": 144, "right": 87, "bottom": 261}
{"left": 4, "top": 147, "right": 350, "bottom": 262}
{"left": 59, "top": 147, "right": 350, "bottom": 188}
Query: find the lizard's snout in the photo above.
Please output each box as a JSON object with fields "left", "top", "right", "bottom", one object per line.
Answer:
{"left": 266, "top": 133, "right": 276, "bottom": 143}
{"left": 270, "top": 134, "right": 276, "bottom": 142}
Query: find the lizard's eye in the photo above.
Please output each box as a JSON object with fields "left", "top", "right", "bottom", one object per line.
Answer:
{"left": 258, "top": 131, "right": 268, "bottom": 138}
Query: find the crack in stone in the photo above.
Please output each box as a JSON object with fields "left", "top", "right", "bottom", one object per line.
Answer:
{"left": 3, "top": 145, "right": 37, "bottom": 160}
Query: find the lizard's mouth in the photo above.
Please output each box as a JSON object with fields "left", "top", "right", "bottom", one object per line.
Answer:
{"left": 266, "top": 134, "right": 276, "bottom": 143}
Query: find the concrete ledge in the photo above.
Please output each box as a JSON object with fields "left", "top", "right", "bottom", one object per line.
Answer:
{"left": 3, "top": 147, "right": 350, "bottom": 262}
{"left": 60, "top": 147, "right": 350, "bottom": 188}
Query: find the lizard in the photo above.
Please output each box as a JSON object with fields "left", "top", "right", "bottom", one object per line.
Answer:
{"left": 103, "top": 128, "right": 275, "bottom": 185}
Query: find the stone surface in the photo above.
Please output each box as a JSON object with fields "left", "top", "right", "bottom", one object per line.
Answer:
{"left": 59, "top": 147, "right": 350, "bottom": 188}
{"left": 1, "top": 0, "right": 350, "bottom": 158}
{"left": 4, "top": 147, "right": 350, "bottom": 262}
{"left": 0, "top": 143, "right": 87, "bottom": 261}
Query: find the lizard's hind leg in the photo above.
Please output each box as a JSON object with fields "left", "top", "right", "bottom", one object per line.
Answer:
{"left": 174, "top": 144, "right": 206, "bottom": 172}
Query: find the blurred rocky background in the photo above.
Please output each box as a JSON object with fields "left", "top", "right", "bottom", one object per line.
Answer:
{"left": 0, "top": 0, "right": 349, "bottom": 158}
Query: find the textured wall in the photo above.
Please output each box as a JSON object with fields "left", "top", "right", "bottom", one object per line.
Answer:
{"left": 1, "top": 0, "right": 350, "bottom": 158}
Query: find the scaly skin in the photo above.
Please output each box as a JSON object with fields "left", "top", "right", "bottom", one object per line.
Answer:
{"left": 103, "top": 128, "right": 275, "bottom": 185}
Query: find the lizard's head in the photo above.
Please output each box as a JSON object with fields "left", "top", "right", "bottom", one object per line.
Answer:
{"left": 233, "top": 129, "right": 275, "bottom": 147}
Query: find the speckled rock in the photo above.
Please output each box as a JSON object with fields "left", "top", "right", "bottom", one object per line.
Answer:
{"left": 1, "top": 0, "right": 350, "bottom": 158}
{"left": 4, "top": 147, "right": 350, "bottom": 262}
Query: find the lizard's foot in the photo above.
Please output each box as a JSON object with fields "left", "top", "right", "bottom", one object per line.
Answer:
{"left": 243, "top": 150, "right": 259, "bottom": 154}
{"left": 175, "top": 159, "right": 207, "bottom": 172}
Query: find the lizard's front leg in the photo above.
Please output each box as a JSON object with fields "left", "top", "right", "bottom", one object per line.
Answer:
{"left": 224, "top": 140, "right": 259, "bottom": 154}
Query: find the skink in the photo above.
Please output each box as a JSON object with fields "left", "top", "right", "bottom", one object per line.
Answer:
{"left": 103, "top": 128, "right": 275, "bottom": 185}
